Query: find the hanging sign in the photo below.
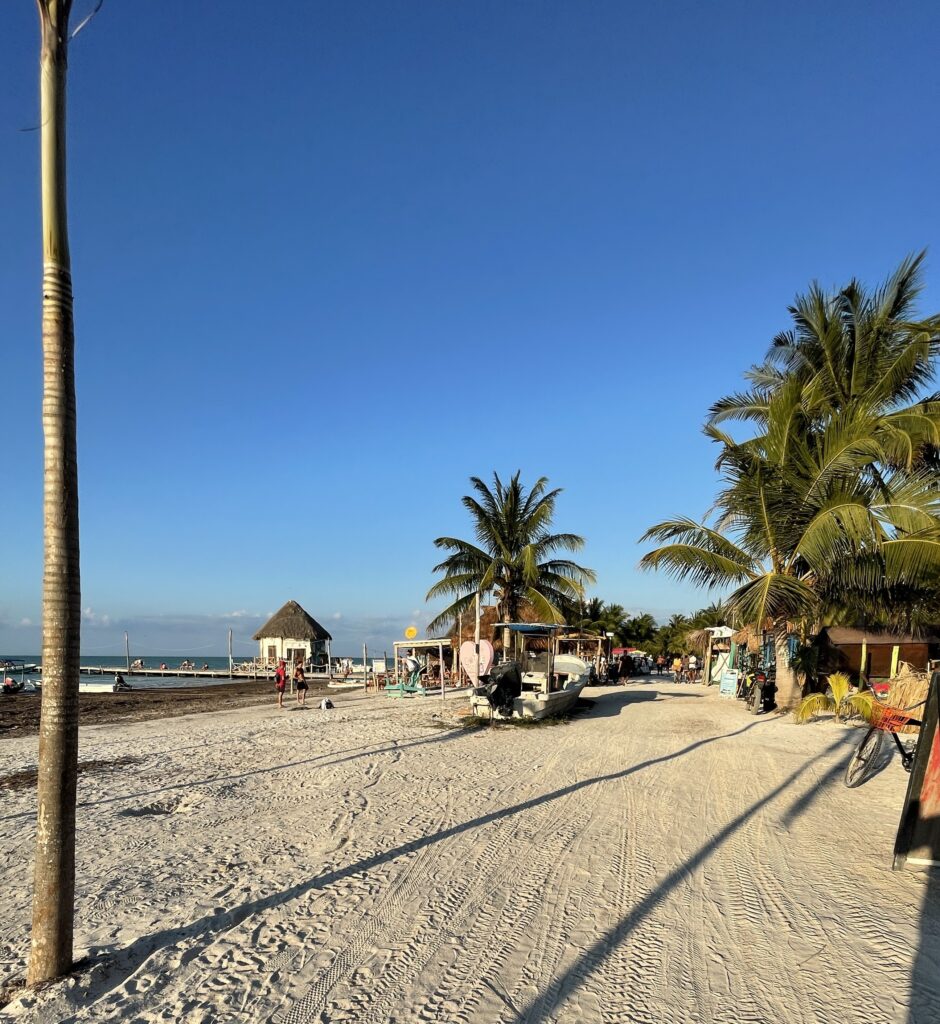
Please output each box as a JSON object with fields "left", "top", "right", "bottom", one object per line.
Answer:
{"left": 404, "top": 626, "right": 418, "bottom": 640}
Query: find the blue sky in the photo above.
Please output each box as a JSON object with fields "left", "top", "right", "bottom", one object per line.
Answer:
{"left": 2, "top": 1, "right": 939, "bottom": 656}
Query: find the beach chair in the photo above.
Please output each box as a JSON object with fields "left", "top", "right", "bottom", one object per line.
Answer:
{"left": 384, "top": 674, "right": 408, "bottom": 697}
{"left": 402, "top": 668, "right": 427, "bottom": 696}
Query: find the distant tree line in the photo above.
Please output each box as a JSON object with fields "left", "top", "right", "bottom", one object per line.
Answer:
{"left": 564, "top": 597, "right": 728, "bottom": 657}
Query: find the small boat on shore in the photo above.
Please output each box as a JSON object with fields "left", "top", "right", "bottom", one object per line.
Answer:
{"left": 470, "top": 624, "right": 591, "bottom": 721}
{"left": 2, "top": 660, "right": 41, "bottom": 696}
{"left": 79, "top": 674, "right": 134, "bottom": 694}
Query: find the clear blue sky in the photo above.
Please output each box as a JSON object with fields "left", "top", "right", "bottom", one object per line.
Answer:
{"left": 2, "top": 1, "right": 939, "bottom": 656}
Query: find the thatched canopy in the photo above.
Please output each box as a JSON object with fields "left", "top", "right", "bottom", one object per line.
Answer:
{"left": 683, "top": 628, "right": 709, "bottom": 653}
{"left": 732, "top": 624, "right": 763, "bottom": 653}
{"left": 448, "top": 602, "right": 553, "bottom": 652}
{"left": 253, "top": 600, "right": 332, "bottom": 642}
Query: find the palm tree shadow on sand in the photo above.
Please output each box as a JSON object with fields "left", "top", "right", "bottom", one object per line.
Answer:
{"left": 501, "top": 734, "right": 851, "bottom": 1023}
{"left": 60, "top": 720, "right": 771, "bottom": 1012}
{"left": 906, "top": 822, "right": 940, "bottom": 1022}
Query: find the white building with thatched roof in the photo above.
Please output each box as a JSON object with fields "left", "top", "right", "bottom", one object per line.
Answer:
{"left": 253, "top": 600, "right": 333, "bottom": 673}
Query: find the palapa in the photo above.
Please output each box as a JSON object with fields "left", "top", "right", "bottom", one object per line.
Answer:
{"left": 253, "top": 600, "right": 333, "bottom": 642}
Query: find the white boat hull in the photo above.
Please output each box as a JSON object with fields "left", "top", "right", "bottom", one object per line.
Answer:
{"left": 79, "top": 680, "right": 133, "bottom": 694}
{"left": 470, "top": 678, "right": 588, "bottom": 721}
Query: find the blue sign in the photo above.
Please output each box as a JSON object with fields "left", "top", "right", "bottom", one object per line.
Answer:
{"left": 719, "top": 670, "right": 738, "bottom": 697}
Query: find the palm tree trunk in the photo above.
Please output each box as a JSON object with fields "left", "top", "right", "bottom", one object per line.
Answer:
{"left": 28, "top": 0, "right": 81, "bottom": 987}
{"left": 774, "top": 628, "right": 801, "bottom": 710}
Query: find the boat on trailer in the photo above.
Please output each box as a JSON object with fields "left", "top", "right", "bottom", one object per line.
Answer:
{"left": 470, "top": 623, "right": 591, "bottom": 721}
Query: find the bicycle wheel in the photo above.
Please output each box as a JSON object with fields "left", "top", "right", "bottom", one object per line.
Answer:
{"left": 844, "top": 728, "right": 886, "bottom": 788}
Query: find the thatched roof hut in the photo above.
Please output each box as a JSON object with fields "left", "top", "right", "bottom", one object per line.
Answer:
{"left": 253, "top": 600, "right": 332, "bottom": 642}
{"left": 253, "top": 600, "right": 333, "bottom": 670}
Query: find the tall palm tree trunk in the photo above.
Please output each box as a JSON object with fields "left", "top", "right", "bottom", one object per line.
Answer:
{"left": 28, "top": 0, "right": 81, "bottom": 987}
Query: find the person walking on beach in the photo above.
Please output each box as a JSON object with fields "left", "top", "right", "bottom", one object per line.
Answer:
{"left": 671, "top": 654, "right": 682, "bottom": 681}
{"left": 294, "top": 663, "right": 308, "bottom": 706}
{"left": 656, "top": 654, "right": 665, "bottom": 675}
{"left": 274, "top": 659, "right": 287, "bottom": 709}
{"left": 688, "top": 652, "right": 699, "bottom": 683}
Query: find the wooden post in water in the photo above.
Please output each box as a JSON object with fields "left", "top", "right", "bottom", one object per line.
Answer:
{"left": 124, "top": 631, "right": 130, "bottom": 674}
{"left": 363, "top": 643, "right": 368, "bottom": 689}
{"left": 228, "top": 629, "right": 233, "bottom": 678}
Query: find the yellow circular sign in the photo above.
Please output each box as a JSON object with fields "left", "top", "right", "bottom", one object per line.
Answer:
{"left": 404, "top": 625, "right": 418, "bottom": 640}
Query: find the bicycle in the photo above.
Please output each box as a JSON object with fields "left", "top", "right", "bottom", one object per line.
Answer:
{"left": 843, "top": 696, "right": 924, "bottom": 788}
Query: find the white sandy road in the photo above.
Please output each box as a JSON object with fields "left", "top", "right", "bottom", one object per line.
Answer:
{"left": 0, "top": 681, "right": 938, "bottom": 1023}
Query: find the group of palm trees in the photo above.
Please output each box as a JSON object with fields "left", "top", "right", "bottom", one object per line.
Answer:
{"left": 641, "top": 253, "right": 940, "bottom": 706}
{"left": 423, "top": 471, "right": 727, "bottom": 663}
{"left": 567, "top": 598, "right": 727, "bottom": 657}
{"left": 427, "top": 256, "right": 940, "bottom": 712}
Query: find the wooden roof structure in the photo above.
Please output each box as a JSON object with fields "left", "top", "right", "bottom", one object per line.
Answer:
{"left": 819, "top": 627, "right": 940, "bottom": 646}
{"left": 252, "top": 600, "right": 332, "bottom": 642}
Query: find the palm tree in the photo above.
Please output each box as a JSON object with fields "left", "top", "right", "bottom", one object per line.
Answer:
{"left": 688, "top": 602, "right": 727, "bottom": 629}
{"left": 640, "top": 413, "right": 940, "bottom": 708}
{"left": 642, "top": 261, "right": 940, "bottom": 708}
{"left": 710, "top": 253, "right": 940, "bottom": 471}
{"left": 622, "top": 612, "right": 657, "bottom": 645}
{"left": 29, "top": 0, "right": 82, "bottom": 986}
{"left": 427, "top": 473, "right": 595, "bottom": 647}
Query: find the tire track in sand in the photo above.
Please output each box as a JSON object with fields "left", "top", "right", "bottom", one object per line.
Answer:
{"left": 274, "top": 734, "right": 573, "bottom": 1024}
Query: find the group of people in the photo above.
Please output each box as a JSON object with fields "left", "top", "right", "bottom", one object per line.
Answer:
{"left": 670, "top": 653, "right": 699, "bottom": 683}
{"left": 274, "top": 658, "right": 308, "bottom": 708}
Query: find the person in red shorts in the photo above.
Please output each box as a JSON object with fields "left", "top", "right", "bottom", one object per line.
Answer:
{"left": 274, "top": 659, "right": 287, "bottom": 709}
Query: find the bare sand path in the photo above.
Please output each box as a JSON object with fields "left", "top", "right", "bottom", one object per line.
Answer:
{"left": 1, "top": 681, "right": 938, "bottom": 1023}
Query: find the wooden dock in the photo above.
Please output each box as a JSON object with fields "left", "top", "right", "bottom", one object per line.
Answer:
{"left": 65, "top": 666, "right": 328, "bottom": 681}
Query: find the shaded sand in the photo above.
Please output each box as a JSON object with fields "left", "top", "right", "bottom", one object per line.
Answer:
{"left": 1, "top": 682, "right": 938, "bottom": 1022}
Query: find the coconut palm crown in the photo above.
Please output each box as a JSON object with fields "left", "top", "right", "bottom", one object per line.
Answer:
{"left": 640, "top": 258, "right": 940, "bottom": 706}
{"left": 709, "top": 252, "right": 940, "bottom": 470}
{"left": 426, "top": 472, "right": 595, "bottom": 634}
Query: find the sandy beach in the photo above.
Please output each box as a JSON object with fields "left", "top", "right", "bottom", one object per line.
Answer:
{"left": 1, "top": 680, "right": 938, "bottom": 1023}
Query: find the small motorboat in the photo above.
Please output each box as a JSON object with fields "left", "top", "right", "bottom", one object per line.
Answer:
{"left": 470, "top": 624, "right": 591, "bottom": 721}
{"left": 78, "top": 674, "right": 134, "bottom": 694}
{"left": 2, "top": 659, "right": 40, "bottom": 695}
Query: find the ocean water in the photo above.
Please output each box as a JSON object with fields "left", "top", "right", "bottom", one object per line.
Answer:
{"left": 3, "top": 654, "right": 373, "bottom": 691}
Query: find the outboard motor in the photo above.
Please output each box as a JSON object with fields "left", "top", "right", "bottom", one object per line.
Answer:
{"left": 477, "top": 661, "right": 523, "bottom": 716}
